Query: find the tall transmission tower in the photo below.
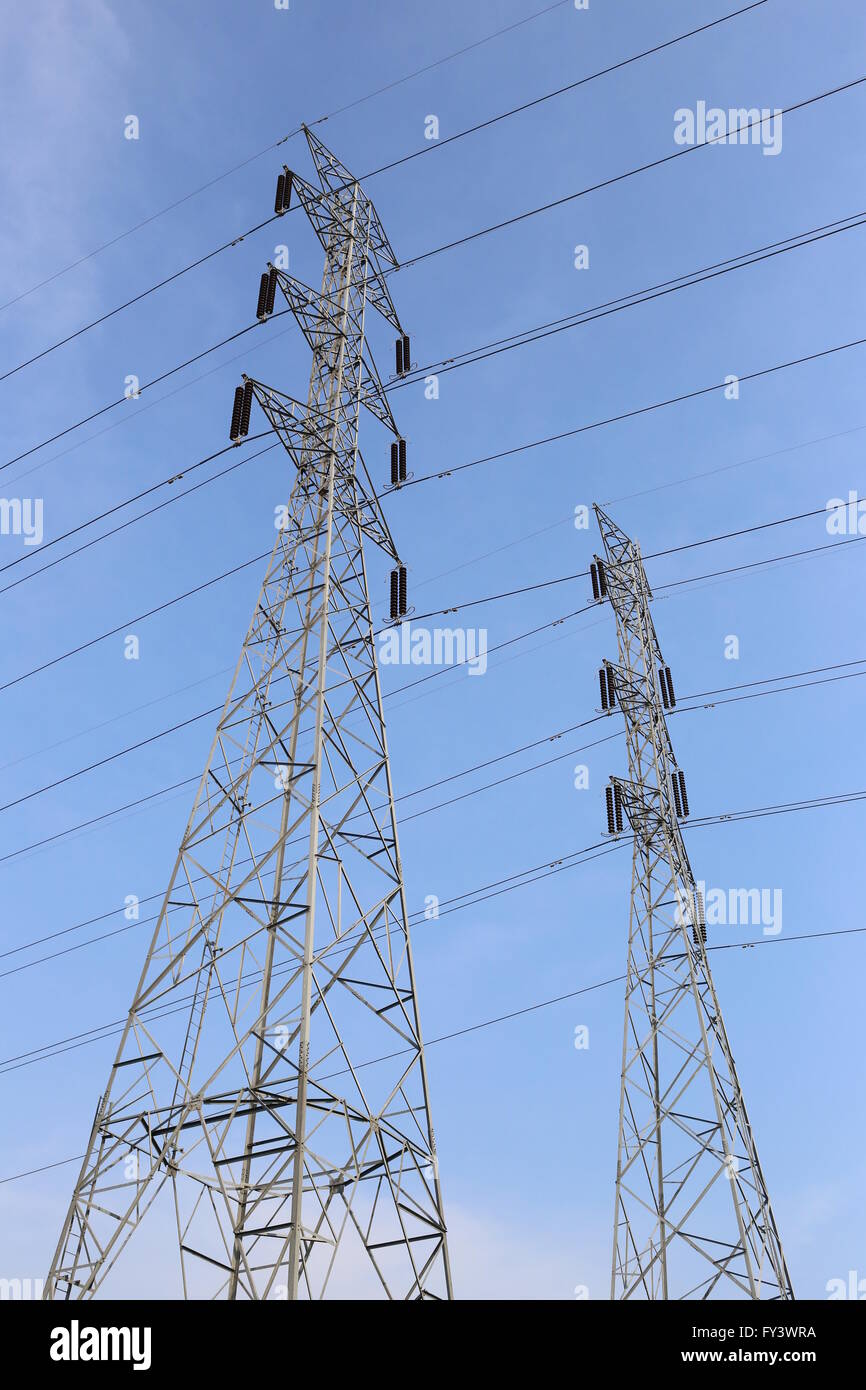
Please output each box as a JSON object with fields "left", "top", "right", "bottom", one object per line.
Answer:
{"left": 45, "top": 129, "right": 452, "bottom": 1302}
{"left": 593, "top": 505, "right": 792, "bottom": 1301}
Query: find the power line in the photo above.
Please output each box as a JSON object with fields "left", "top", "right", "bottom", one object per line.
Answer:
{"left": 6, "top": 73, "right": 862, "bottom": 479}
{"left": 2, "top": 761, "right": 861, "bottom": 1136}
{"left": 5, "top": 210, "right": 859, "bottom": 592}
{"left": 3, "top": 653, "right": 863, "bottom": 952}
{"left": 401, "top": 333, "right": 866, "bottom": 488}
{"left": 0, "top": 215, "right": 284, "bottom": 385}
{"left": 15, "top": 649, "right": 865, "bottom": 873}
{"left": 395, "top": 76, "right": 866, "bottom": 271}
{"left": 315, "top": 0, "right": 573, "bottom": 124}
{"left": 0, "top": 1, "right": 764, "bottom": 371}
{"left": 0, "top": 875, "right": 862, "bottom": 1101}
{"left": 686, "top": 789, "right": 866, "bottom": 827}
{"left": 390, "top": 213, "right": 866, "bottom": 388}
{"left": 0, "top": 607, "right": 853, "bottom": 965}
{"left": 0, "top": 548, "right": 273, "bottom": 694}
{"left": 412, "top": 529, "right": 866, "bottom": 624}
{"left": 400, "top": 213, "right": 863, "bottom": 380}
{"left": 1, "top": 480, "right": 860, "bottom": 718}
{"left": 0, "top": 0, "right": 576, "bottom": 318}
{"left": 10, "top": 661, "right": 865, "bottom": 917}
{"left": 0, "top": 433, "right": 273, "bottom": 578}
{"left": 656, "top": 531, "right": 866, "bottom": 591}
{"left": 3, "top": 726, "right": 620, "bottom": 882}
{"left": 0, "top": 554, "right": 578, "bottom": 697}
{"left": 0, "top": 838, "right": 623, "bottom": 1072}
{"left": 7, "top": 791, "right": 861, "bottom": 1077}
{"left": 0, "top": 311, "right": 295, "bottom": 475}
{"left": 4, "top": 905, "right": 862, "bottom": 1188}
{"left": 4, "top": 514, "right": 859, "bottom": 817}
{"left": 0, "top": 712, "right": 612, "bottom": 874}
{"left": 644, "top": 503, "right": 843, "bottom": 559}
{"left": 4, "top": 320, "right": 298, "bottom": 496}
{"left": 0, "top": 441, "right": 279, "bottom": 594}
{"left": 355, "top": 1, "right": 770, "bottom": 186}
{"left": 4, "top": 317, "right": 863, "bottom": 619}
{"left": 684, "top": 656, "right": 866, "bottom": 702}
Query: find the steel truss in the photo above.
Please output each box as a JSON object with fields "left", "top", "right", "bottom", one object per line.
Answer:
{"left": 45, "top": 128, "right": 452, "bottom": 1302}
{"left": 596, "top": 505, "right": 792, "bottom": 1301}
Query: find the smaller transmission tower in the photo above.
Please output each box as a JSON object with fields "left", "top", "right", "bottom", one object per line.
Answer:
{"left": 593, "top": 505, "right": 792, "bottom": 1301}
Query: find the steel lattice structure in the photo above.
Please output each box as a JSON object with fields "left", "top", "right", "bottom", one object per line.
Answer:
{"left": 595, "top": 505, "right": 793, "bottom": 1301}
{"left": 45, "top": 128, "right": 452, "bottom": 1302}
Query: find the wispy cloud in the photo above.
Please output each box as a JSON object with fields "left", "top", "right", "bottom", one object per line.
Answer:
{"left": 0, "top": 2, "right": 130, "bottom": 320}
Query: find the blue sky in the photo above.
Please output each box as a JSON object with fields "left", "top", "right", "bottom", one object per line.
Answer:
{"left": 1, "top": 0, "right": 865, "bottom": 1299}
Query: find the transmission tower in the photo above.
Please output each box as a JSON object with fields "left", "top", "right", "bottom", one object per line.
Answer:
{"left": 593, "top": 505, "right": 792, "bottom": 1301}
{"left": 45, "top": 128, "right": 452, "bottom": 1302}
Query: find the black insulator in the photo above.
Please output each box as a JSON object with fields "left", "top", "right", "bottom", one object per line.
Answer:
{"left": 614, "top": 783, "right": 624, "bottom": 834}
{"left": 255, "top": 273, "right": 269, "bottom": 321}
{"left": 599, "top": 667, "right": 608, "bottom": 711}
{"left": 395, "top": 338, "right": 404, "bottom": 376}
{"left": 398, "top": 565, "right": 408, "bottom": 616}
{"left": 677, "top": 769, "right": 689, "bottom": 818}
{"left": 605, "top": 786, "right": 615, "bottom": 835}
{"left": 402, "top": 334, "right": 411, "bottom": 372}
{"left": 606, "top": 666, "right": 616, "bottom": 709}
{"left": 265, "top": 266, "right": 277, "bottom": 316}
{"left": 274, "top": 172, "right": 286, "bottom": 215}
{"left": 672, "top": 773, "right": 683, "bottom": 819}
{"left": 659, "top": 667, "right": 670, "bottom": 710}
{"left": 695, "top": 888, "right": 706, "bottom": 930}
{"left": 282, "top": 170, "right": 293, "bottom": 210}
{"left": 692, "top": 889, "right": 707, "bottom": 946}
{"left": 665, "top": 666, "right": 676, "bottom": 709}
{"left": 390, "top": 442, "right": 400, "bottom": 487}
{"left": 239, "top": 380, "right": 253, "bottom": 437}
{"left": 230, "top": 385, "right": 244, "bottom": 441}
{"left": 390, "top": 568, "right": 399, "bottom": 621}
{"left": 597, "top": 559, "right": 608, "bottom": 597}
{"left": 398, "top": 437, "right": 407, "bottom": 481}
{"left": 590, "top": 562, "right": 600, "bottom": 602}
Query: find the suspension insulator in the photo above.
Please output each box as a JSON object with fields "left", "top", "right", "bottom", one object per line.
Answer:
{"left": 395, "top": 338, "right": 404, "bottom": 377}
{"left": 665, "top": 666, "right": 676, "bottom": 709}
{"left": 672, "top": 773, "right": 683, "bottom": 819}
{"left": 255, "top": 273, "right": 269, "bottom": 322}
{"left": 605, "top": 785, "right": 615, "bottom": 835}
{"left": 398, "top": 565, "right": 408, "bottom": 616}
{"left": 677, "top": 769, "right": 689, "bottom": 817}
{"left": 659, "top": 667, "right": 670, "bottom": 709}
{"left": 390, "top": 442, "right": 400, "bottom": 487}
{"left": 606, "top": 666, "right": 616, "bottom": 709}
{"left": 401, "top": 334, "right": 411, "bottom": 373}
{"left": 265, "top": 266, "right": 277, "bottom": 316}
{"left": 390, "top": 568, "right": 399, "bottom": 621}
{"left": 398, "top": 437, "right": 407, "bottom": 481}
{"left": 274, "top": 172, "right": 286, "bottom": 215}
{"left": 239, "top": 380, "right": 253, "bottom": 437}
{"left": 692, "top": 888, "right": 707, "bottom": 946}
{"left": 598, "top": 667, "right": 608, "bottom": 711}
{"left": 597, "top": 559, "right": 608, "bottom": 598}
{"left": 590, "top": 563, "right": 600, "bottom": 601}
{"left": 614, "top": 783, "right": 624, "bottom": 834}
{"left": 282, "top": 170, "right": 293, "bottom": 210}
{"left": 230, "top": 386, "right": 244, "bottom": 442}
